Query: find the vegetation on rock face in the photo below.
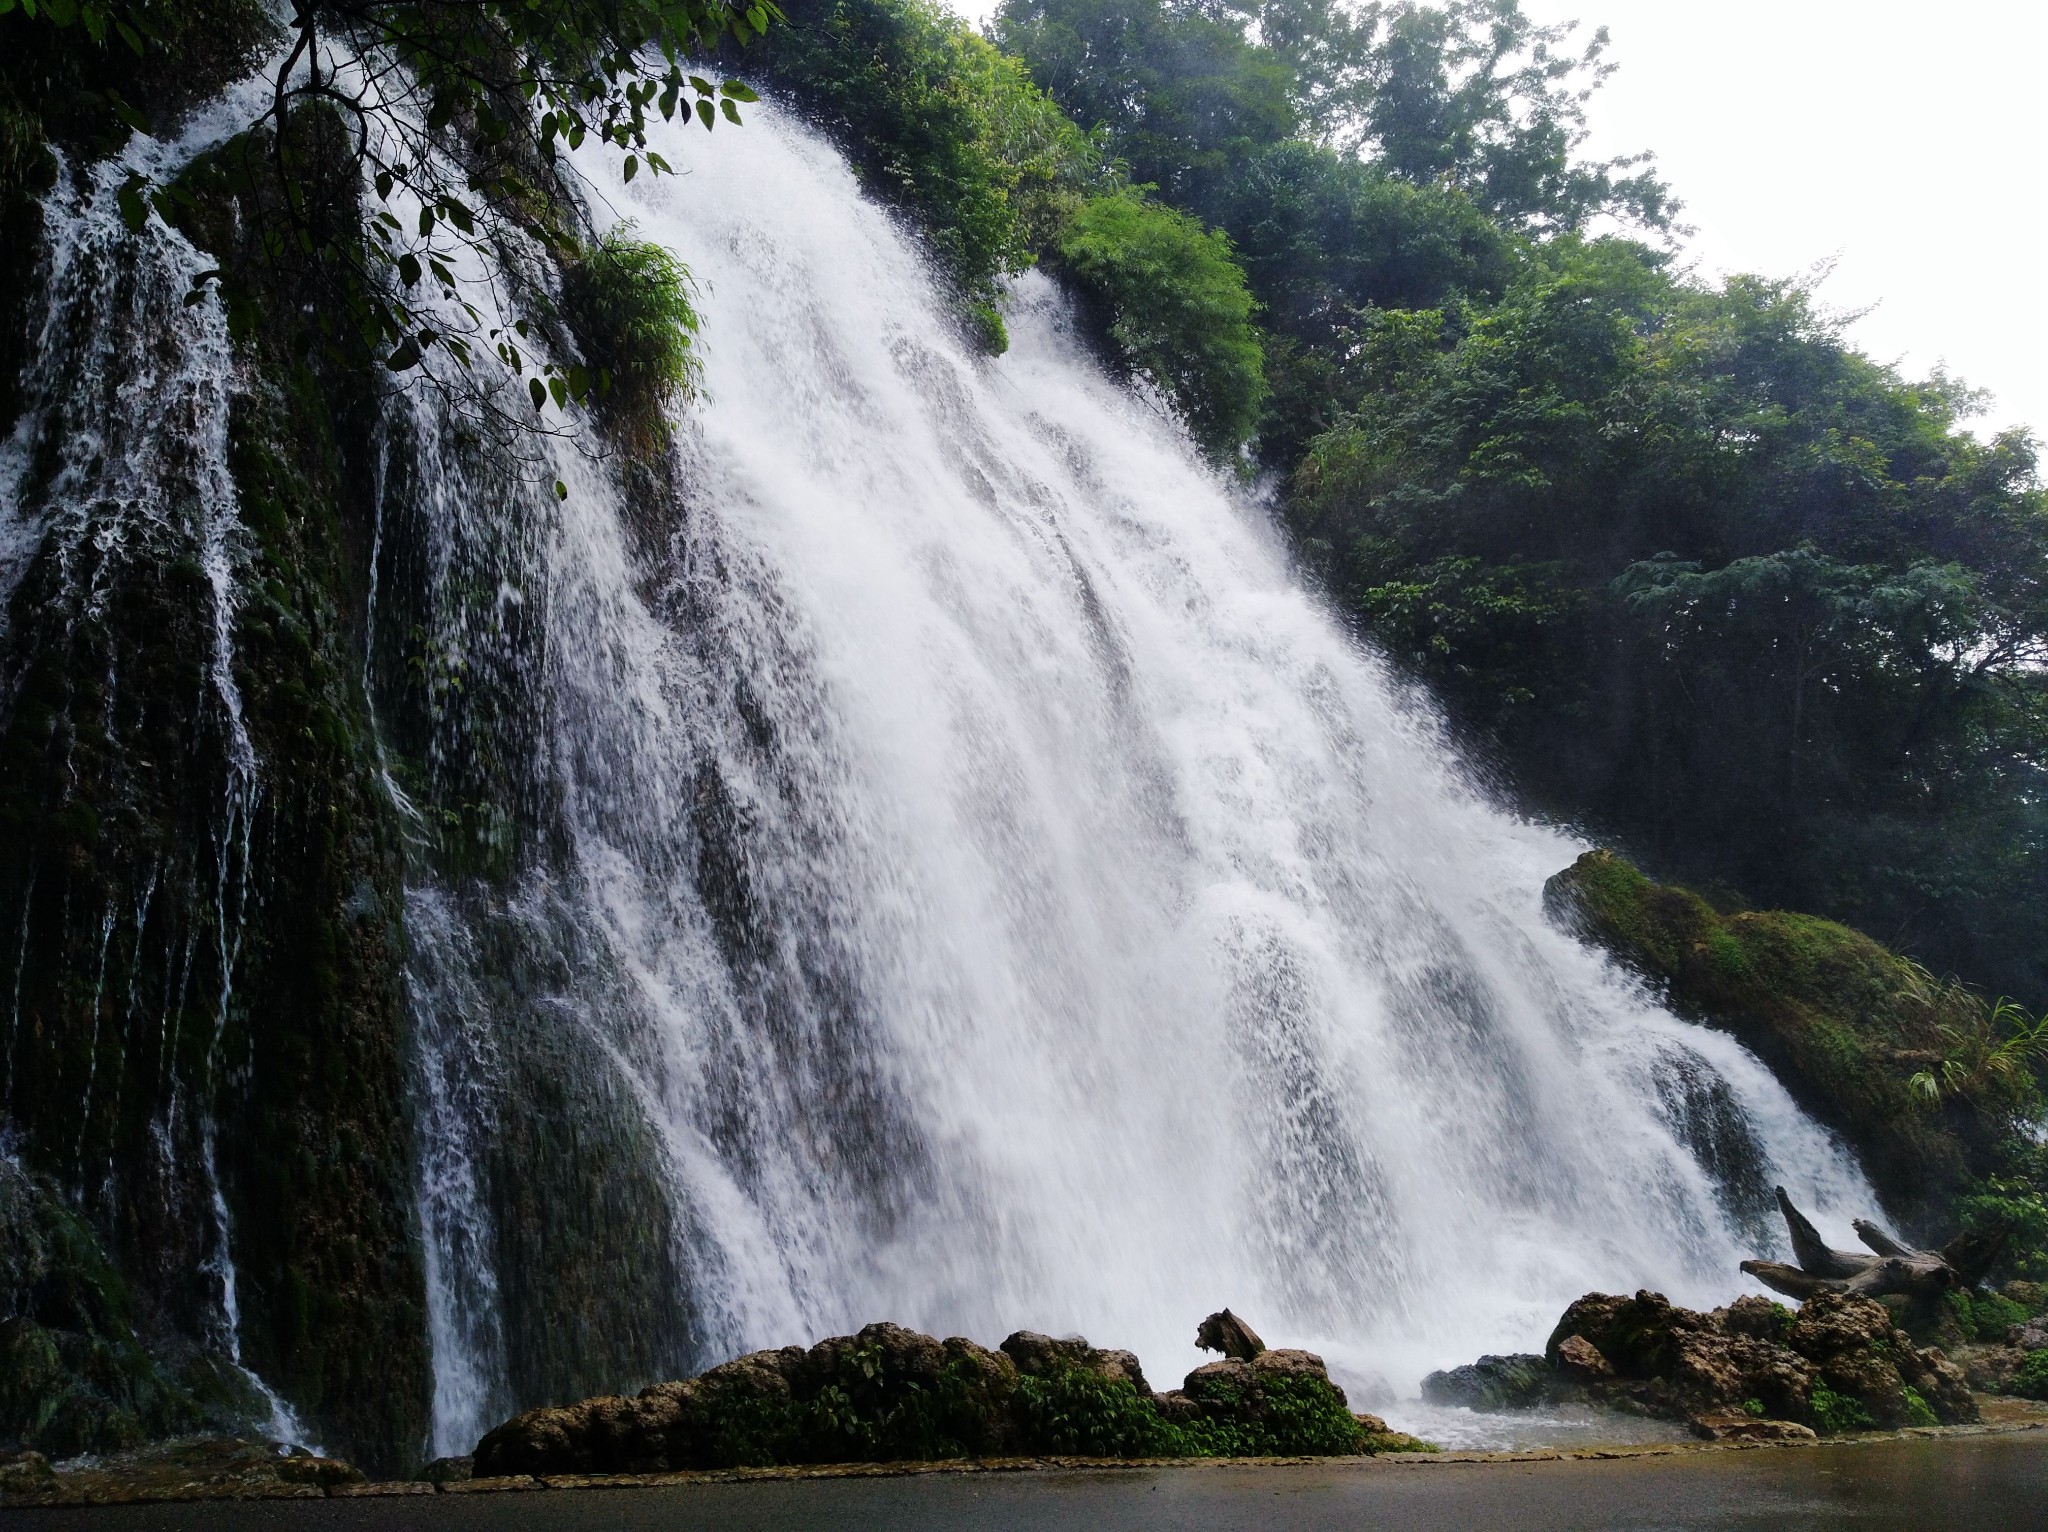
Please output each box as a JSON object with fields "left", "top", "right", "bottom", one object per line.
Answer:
{"left": 4, "top": 0, "right": 770, "bottom": 419}
{"left": 1546, "top": 849, "right": 2038, "bottom": 1225}
{"left": 562, "top": 226, "right": 704, "bottom": 451}
{"left": 0, "top": 1156, "right": 267, "bottom": 1457}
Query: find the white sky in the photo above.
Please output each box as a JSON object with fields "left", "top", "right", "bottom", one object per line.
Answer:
{"left": 1539, "top": 0, "right": 2047, "bottom": 442}
{"left": 949, "top": 0, "right": 2048, "bottom": 442}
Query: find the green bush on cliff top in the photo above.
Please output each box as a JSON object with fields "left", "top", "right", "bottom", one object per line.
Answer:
{"left": 1054, "top": 190, "right": 1268, "bottom": 460}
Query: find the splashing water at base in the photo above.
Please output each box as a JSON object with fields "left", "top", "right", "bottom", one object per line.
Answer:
{"left": 396, "top": 99, "right": 1877, "bottom": 1454}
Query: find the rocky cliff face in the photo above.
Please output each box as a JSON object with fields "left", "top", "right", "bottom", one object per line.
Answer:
{"left": 0, "top": 25, "right": 429, "bottom": 1472}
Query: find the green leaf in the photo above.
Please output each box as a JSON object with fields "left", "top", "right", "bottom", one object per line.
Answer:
{"left": 529, "top": 377, "right": 547, "bottom": 411}
{"left": 720, "top": 99, "right": 741, "bottom": 126}
{"left": 696, "top": 98, "right": 715, "bottom": 131}
{"left": 688, "top": 75, "right": 715, "bottom": 97}
{"left": 397, "top": 252, "right": 421, "bottom": 287}
{"left": 375, "top": 169, "right": 393, "bottom": 200}
{"left": 720, "top": 81, "right": 760, "bottom": 103}
{"left": 622, "top": 154, "right": 638, "bottom": 183}
{"left": 554, "top": 480, "right": 568, "bottom": 501}
{"left": 104, "top": 89, "right": 150, "bottom": 135}
{"left": 114, "top": 173, "right": 149, "bottom": 233}
{"left": 386, "top": 339, "right": 422, "bottom": 372}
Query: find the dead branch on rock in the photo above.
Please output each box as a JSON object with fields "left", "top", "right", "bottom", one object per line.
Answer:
{"left": 1739, "top": 1185, "right": 2002, "bottom": 1302}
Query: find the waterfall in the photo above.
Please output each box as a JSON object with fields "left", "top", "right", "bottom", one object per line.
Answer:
{"left": 386, "top": 102, "right": 1876, "bottom": 1454}
{"left": 0, "top": 73, "right": 313, "bottom": 1446}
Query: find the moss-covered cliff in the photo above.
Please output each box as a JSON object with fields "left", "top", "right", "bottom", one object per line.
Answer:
{"left": 0, "top": 17, "right": 430, "bottom": 1472}
{"left": 1546, "top": 849, "right": 2035, "bottom": 1231}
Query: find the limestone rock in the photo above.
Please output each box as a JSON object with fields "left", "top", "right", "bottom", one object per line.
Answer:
{"left": 1537, "top": 1287, "right": 1975, "bottom": 1433}
{"left": 1554, "top": 1335, "right": 1613, "bottom": 1382}
{"left": 1421, "top": 1353, "right": 1548, "bottom": 1410}
{"left": 0, "top": 1450, "right": 56, "bottom": 1494}
{"left": 1689, "top": 1412, "right": 1818, "bottom": 1443}
{"left": 999, "top": 1332, "right": 1147, "bottom": 1395}
{"left": 1195, "top": 1310, "right": 1265, "bottom": 1360}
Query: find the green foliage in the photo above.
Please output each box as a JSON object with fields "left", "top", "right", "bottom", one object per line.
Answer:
{"left": 1945, "top": 1287, "right": 2032, "bottom": 1344}
{"left": 7, "top": 0, "right": 769, "bottom": 431}
{"left": 1908, "top": 998, "right": 2048, "bottom": 1111}
{"left": 1010, "top": 1366, "right": 1179, "bottom": 1456}
{"left": 1809, "top": 1380, "right": 1876, "bottom": 1436}
{"left": 2012, "top": 1348, "right": 2048, "bottom": 1403}
{"left": 1741, "top": 1397, "right": 1766, "bottom": 1417}
{"left": 996, "top": 0, "right": 1298, "bottom": 212}
{"left": 562, "top": 226, "right": 703, "bottom": 450}
{"left": 1955, "top": 1141, "right": 2048, "bottom": 1284}
{"left": 1301, "top": 232, "right": 2048, "bottom": 1013}
{"left": 1055, "top": 190, "right": 1267, "bottom": 458}
{"left": 1174, "top": 1372, "right": 1371, "bottom": 1457}
{"left": 1898, "top": 1386, "right": 1938, "bottom": 1428}
{"left": 755, "top": 0, "right": 1104, "bottom": 325}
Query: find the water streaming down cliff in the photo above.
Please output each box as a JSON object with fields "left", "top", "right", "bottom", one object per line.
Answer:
{"left": 386, "top": 104, "right": 1878, "bottom": 1455}
{"left": 0, "top": 89, "right": 314, "bottom": 1446}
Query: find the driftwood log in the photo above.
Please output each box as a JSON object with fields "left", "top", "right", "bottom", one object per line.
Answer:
{"left": 1195, "top": 1309, "right": 1265, "bottom": 1360}
{"left": 1740, "top": 1185, "right": 2006, "bottom": 1301}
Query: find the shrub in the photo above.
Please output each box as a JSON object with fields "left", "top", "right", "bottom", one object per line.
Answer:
{"left": 1054, "top": 190, "right": 1267, "bottom": 459}
{"left": 1947, "top": 1287, "right": 2031, "bottom": 1343}
{"left": 1899, "top": 1387, "right": 1939, "bottom": 1428}
{"left": 561, "top": 226, "right": 703, "bottom": 451}
{"left": 2012, "top": 1350, "right": 2048, "bottom": 1402}
{"left": 1809, "top": 1381, "right": 1876, "bottom": 1435}
{"left": 1011, "top": 1367, "right": 1177, "bottom": 1457}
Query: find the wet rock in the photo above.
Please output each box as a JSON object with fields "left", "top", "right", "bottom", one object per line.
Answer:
{"left": 1543, "top": 1288, "right": 1975, "bottom": 1433}
{"left": 1689, "top": 1411, "right": 1818, "bottom": 1443}
{"left": 417, "top": 1455, "right": 471, "bottom": 1484}
{"left": 1421, "top": 1353, "right": 1549, "bottom": 1410}
{"left": 471, "top": 1318, "right": 1419, "bottom": 1474}
{"left": 1195, "top": 1310, "right": 1265, "bottom": 1361}
{"left": 1554, "top": 1335, "right": 1613, "bottom": 1382}
{"left": 2007, "top": 1316, "right": 2048, "bottom": 1351}
{"left": 0, "top": 1449, "right": 57, "bottom": 1494}
{"left": 1000, "top": 1332, "right": 1150, "bottom": 1396}
{"left": 0, "top": 1438, "right": 364, "bottom": 1506}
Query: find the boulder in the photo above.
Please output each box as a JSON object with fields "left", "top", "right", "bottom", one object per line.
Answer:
{"left": 1554, "top": 1335, "right": 1613, "bottom": 1382}
{"left": 0, "top": 1450, "right": 57, "bottom": 1495}
{"left": 1535, "top": 1287, "right": 1975, "bottom": 1434}
{"left": 1420, "top": 1353, "right": 1548, "bottom": 1411}
{"left": 1195, "top": 1310, "right": 1266, "bottom": 1361}
{"left": 1000, "top": 1332, "right": 1148, "bottom": 1395}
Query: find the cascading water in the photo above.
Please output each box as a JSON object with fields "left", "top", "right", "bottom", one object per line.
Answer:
{"left": 387, "top": 102, "right": 1876, "bottom": 1455}
{"left": 0, "top": 78, "right": 311, "bottom": 1446}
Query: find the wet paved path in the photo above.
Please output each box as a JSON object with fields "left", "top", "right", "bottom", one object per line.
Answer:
{"left": 8, "top": 1432, "right": 2046, "bottom": 1532}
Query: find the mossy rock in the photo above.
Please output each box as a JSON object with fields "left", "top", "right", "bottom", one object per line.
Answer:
{"left": 474, "top": 1322, "right": 1420, "bottom": 1474}
{"left": 1546, "top": 849, "right": 2025, "bottom": 1226}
